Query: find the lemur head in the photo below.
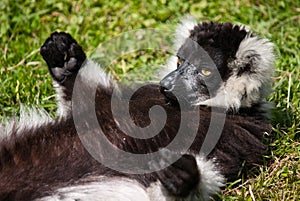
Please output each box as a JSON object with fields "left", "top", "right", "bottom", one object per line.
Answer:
{"left": 160, "top": 17, "right": 275, "bottom": 111}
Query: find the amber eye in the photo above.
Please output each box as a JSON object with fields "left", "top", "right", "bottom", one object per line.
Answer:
{"left": 201, "top": 69, "right": 212, "bottom": 76}
{"left": 177, "top": 57, "right": 182, "bottom": 66}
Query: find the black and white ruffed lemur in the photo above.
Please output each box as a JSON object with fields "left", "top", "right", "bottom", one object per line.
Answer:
{"left": 0, "top": 16, "right": 275, "bottom": 201}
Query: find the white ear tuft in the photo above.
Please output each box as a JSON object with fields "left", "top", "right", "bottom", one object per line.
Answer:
{"left": 158, "top": 16, "right": 197, "bottom": 79}
{"left": 174, "top": 15, "right": 197, "bottom": 50}
{"left": 203, "top": 35, "right": 275, "bottom": 111}
{"left": 234, "top": 35, "right": 275, "bottom": 75}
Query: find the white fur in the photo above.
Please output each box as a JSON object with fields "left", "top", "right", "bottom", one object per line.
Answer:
{"left": 36, "top": 158, "right": 224, "bottom": 201}
{"left": 37, "top": 178, "right": 151, "bottom": 201}
{"left": 53, "top": 81, "right": 71, "bottom": 117}
{"left": 80, "top": 59, "right": 115, "bottom": 90}
{"left": 198, "top": 35, "right": 275, "bottom": 111}
{"left": 147, "top": 181, "right": 175, "bottom": 201}
{"left": 159, "top": 16, "right": 275, "bottom": 111}
{"left": 174, "top": 15, "right": 198, "bottom": 50}
{"left": 182, "top": 155, "right": 224, "bottom": 201}
{"left": 159, "top": 16, "right": 197, "bottom": 78}
{"left": 196, "top": 156, "right": 225, "bottom": 200}
{"left": 234, "top": 23, "right": 251, "bottom": 33}
{"left": 54, "top": 59, "right": 116, "bottom": 117}
{"left": 0, "top": 105, "right": 53, "bottom": 139}
{"left": 146, "top": 155, "right": 225, "bottom": 201}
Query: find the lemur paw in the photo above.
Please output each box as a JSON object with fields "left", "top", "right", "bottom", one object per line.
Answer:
{"left": 40, "top": 32, "right": 86, "bottom": 83}
{"left": 154, "top": 153, "right": 200, "bottom": 197}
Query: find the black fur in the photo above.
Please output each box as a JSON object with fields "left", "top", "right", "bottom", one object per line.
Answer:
{"left": 189, "top": 22, "right": 250, "bottom": 73}
{"left": 160, "top": 22, "right": 254, "bottom": 105}
{"left": 0, "top": 115, "right": 200, "bottom": 200}
{"left": 40, "top": 32, "right": 86, "bottom": 101}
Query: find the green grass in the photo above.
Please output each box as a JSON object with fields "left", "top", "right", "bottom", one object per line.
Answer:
{"left": 0, "top": 0, "right": 299, "bottom": 200}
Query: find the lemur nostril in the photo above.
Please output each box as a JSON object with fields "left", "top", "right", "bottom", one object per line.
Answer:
{"left": 160, "top": 84, "right": 177, "bottom": 102}
{"left": 159, "top": 85, "right": 169, "bottom": 93}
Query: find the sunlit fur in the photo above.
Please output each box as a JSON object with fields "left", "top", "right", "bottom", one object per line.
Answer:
{"left": 161, "top": 16, "right": 275, "bottom": 112}
{"left": 0, "top": 17, "right": 274, "bottom": 201}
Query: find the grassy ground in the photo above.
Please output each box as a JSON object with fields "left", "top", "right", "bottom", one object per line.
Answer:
{"left": 0, "top": 0, "right": 299, "bottom": 200}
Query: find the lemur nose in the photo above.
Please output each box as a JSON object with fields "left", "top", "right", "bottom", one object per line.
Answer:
{"left": 160, "top": 79, "right": 172, "bottom": 92}
{"left": 160, "top": 70, "right": 179, "bottom": 91}
{"left": 160, "top": 71, "right": 178, "bottom": 101}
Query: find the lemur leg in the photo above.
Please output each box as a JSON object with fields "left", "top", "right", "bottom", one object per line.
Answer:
{"left": 40, "top": 32, "right": 86, "bottom": 117}
{"left": 153, "top": 154, "right": 200, "bottom": 198}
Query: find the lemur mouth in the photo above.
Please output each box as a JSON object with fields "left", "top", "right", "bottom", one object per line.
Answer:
{"left": 159, "top": 86, "right": 180, "bottom": 107}
{"left": 160, "top": 85, "right": 197, "bottom": 109}
{"left": 160, "top": 86, "right": 176, "bottom": 100}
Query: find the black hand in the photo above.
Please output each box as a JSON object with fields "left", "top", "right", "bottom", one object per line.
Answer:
{"left": 40, "top": 32, "right": 86, "bottom": 83}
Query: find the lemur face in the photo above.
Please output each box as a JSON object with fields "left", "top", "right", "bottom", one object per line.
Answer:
{"left": 160, "top": 22, "right": 275, "bottom": 111}
{"left": 160, "top": 38, "right": 224, "bottom": 105}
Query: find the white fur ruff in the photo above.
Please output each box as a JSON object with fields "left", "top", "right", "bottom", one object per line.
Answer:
{"left": 0, "top": 105, "right": 53, "bottom": 139}
{"left": 159, "top": 16, "right": 197, "bottom": 78}
{"left": 37, "top": 178, "right": 151, "bottom": 201}
{"left": 53, "top": 81, "right": 71, "bottom": 117}
{"left": 199, "top": 35, "right": 275, "bottom": 111}
{"left": 181, "top": 155, "right": 224, "bottom": 201}
{"left": 79, "top": 59, "right": 115, "bottom": 90}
